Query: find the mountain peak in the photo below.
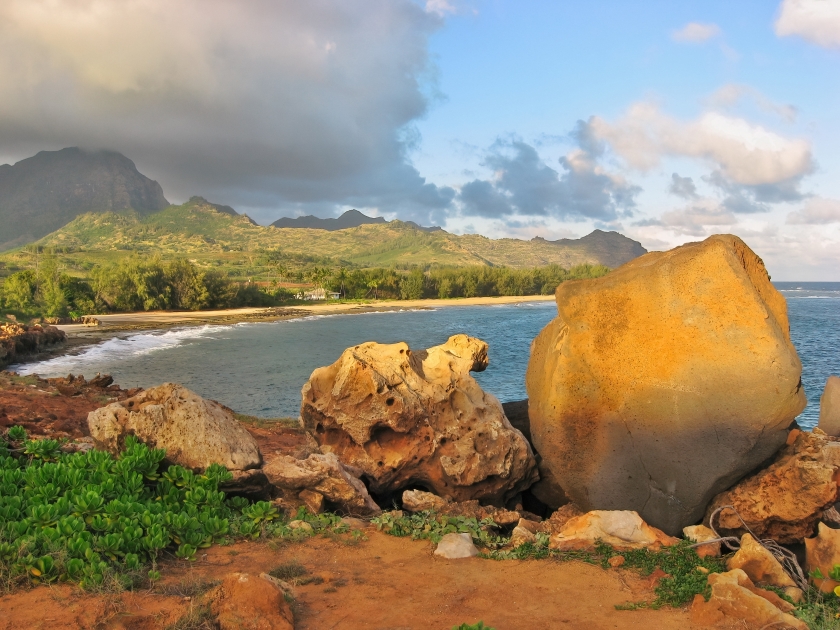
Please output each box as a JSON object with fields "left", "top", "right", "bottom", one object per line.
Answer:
{"left": 0, "top": 147, "right": 169, "bottom": 251}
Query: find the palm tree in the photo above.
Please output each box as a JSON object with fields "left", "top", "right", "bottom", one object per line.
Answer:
{"left": 336, "top": 267, "right": 348, "bottom": 300}
{"left": 366, "top": 279, "right": 379, "bottom": 300}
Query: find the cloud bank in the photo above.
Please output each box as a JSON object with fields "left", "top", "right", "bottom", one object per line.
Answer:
{"left": 0, "top": 0, "right": 454, "bottom": 222}
{"left": 776, "top": 0, "right": 840, "bottom": 48}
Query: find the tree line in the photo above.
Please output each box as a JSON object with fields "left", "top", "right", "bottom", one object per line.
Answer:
{"left": 0, "top": 255, "right": 609, "bottom": 319}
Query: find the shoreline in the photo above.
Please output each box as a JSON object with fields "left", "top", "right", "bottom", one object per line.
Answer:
{"left": 10, "top": 294, "right": 556, "bottom": 369}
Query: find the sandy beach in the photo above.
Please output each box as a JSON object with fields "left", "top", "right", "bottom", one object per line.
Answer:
{"left": 25, "top": 294, "right": 556, "bottom": 362}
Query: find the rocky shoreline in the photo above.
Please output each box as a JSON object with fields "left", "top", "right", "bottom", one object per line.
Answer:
{"left": 0, "top": 322, "right": 66, "bottom": 370}
{"left": 2, "top": 234, "right": 839, "bottom": 629}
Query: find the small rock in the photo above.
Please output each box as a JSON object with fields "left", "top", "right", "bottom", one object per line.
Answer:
{"left": 509, "top": 526, "right": 536, "bottom": 548}
{"left": 208, "top": 572, "right": 294, "bottom": 630}
{"left": 549, "top": 510, "right": 678, "bottom": 552}
{"left": 608, "top": 555, "right": 625, "bottom": 568}
{"left": 516, "top": 518, "right": 541, "bottom": 534}
{"left": 805, "top": 522, "right": 840, "bottom": 593}
{"left": 818, "top": 375, "right": 840, "bottom": 436}
{"left": 434, "top": 533, "right": 479, "bottom": 559}
{"left": 402, "top": 489, "right": 450, "bottom": 512}
{"left": 683, "top": 524, "right": 721, "bottom": 558}
{"left": 262, "top": 451, "right": 380, "bottom": 515}
{"left": 822, "top": 506, "right": 840, "bottom": 527}
{"left": 299, "top": 489, "right": 324, "bottom": 514}
{"left": 288, "top": 520, "right": 314, "bottom": 533}
{"left": 726, "top": 533, "right": 797, "bottom": 589}
{"left": 691, "top": 569, "right": 807, "bottom": 630}
{"left": 545, "top": 503, "right": 584, "bottom": 534}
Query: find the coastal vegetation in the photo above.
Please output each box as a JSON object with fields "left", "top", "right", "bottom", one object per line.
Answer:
{"left": 0, "top": 250, "right": 608, "bottom": 320}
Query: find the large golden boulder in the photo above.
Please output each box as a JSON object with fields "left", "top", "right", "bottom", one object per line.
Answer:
{"left": 526, "top": 235, "right": 806, "bottom": 535}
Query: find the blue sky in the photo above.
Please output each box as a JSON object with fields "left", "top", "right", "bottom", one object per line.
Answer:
{"left": 0, "top": 0, "right": 838, "bottom": 278}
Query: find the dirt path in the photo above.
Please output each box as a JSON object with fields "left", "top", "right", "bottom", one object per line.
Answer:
{"left": 0, "top": 530, "right": 697, "bottom": 630}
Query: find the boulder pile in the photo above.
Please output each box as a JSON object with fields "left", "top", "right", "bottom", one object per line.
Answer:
{"left": 526, "top": 234, "right": 806, "bottom": 535}
{"left": 0, "top": 322, "right": 66, "bottom": 368}
{"left": 300, "top": 334, "right": 537, "bottom": 504}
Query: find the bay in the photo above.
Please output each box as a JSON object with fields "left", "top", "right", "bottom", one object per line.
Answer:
{"left": 13, "top": 283, "right": 840, "bottom": 429}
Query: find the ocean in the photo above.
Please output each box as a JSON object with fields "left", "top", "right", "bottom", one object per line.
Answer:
{"left": 12, "top": 283, "right": 840, "bottom": 429}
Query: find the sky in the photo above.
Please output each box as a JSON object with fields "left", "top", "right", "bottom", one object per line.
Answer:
{"left": 0, "top": 0, "right": 838, "bottom": 279}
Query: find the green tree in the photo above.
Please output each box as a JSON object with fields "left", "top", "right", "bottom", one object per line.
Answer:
{"left": 2, "top": 270, "right": 37, "bottom": 313}
{"left": 399, "top": 268, "right": 424, "bottom": 300}
{"left": 167, "top": 259, "right": 208, "bottom": 310}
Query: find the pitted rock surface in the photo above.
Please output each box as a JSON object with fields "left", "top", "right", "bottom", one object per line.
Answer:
{"left": 301, "top": 334, "right": 537, "bottom": 504}
{"left": 526, "top": 234, "right": 806, "bottom": 535}
{"left": 706, "top": 429, "right": 840, "bottom": 543}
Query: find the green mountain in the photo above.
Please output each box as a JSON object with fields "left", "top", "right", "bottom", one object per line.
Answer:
{"left": 27, "top": 197, "right": 646, "bottom": 270}
{"left": 271, "top": 208, "right": 441, "bottom": 233}
{"left": 0, "top": 148, "right": 169, "bottom": 251}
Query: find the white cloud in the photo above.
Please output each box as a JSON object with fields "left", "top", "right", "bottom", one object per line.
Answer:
{"left": 425, "top": 0, "right": 456, "bottom": 17}
{"left": 671, "top": 22, "right": 721, "bottom": 43}
{"left": 786, "top": 197, "right": 840, "bottom": 224}
{"left": 775, "top": 0, "right": 840, "bottom": 48}
{"left": 590, "top": 103, "right": 813, "bottom": 187}
{"left": 639, "top": 199, "right": 737, "bottom": 237}
{"left": 706, "top": 84, "right": 797, "bottom": 122}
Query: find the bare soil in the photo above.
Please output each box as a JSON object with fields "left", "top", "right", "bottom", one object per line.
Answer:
{"left": 0, "top": 530, "right": 699, "bottom": 630}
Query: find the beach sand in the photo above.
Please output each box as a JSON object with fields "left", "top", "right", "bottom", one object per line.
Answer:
{"left": 31, "top": 295, "right": 556, "bottom": 361}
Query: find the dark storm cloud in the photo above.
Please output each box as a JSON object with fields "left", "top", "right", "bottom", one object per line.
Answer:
{"left": 668, "top": 173, "right": 699, "bottom": 199}
{"left": 0, "top": 0, "right": 452, "bottom": 222}
{"left": 458, "top": 126, "right": 640, "bottom": 221}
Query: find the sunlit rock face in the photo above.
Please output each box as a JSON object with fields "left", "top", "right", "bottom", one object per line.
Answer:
{"left": 526, "top": 234, "right": 806, "bottom": 535}
{"left": 301, "top": 334, "right": 537, "bottom": 505}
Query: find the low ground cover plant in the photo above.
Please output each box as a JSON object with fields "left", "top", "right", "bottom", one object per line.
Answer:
{"left": 0, "top": 427, "right": 345, "bottom": 592}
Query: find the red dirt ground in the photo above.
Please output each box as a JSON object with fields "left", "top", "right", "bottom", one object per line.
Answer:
{"left": 0, "top": 529, "right": 708, "bottom": 630}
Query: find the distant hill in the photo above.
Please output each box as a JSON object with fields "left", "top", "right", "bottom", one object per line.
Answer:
{"left": 0, "top": 147, "right": 169, "bottom": 250}
{"left": 28, "top": 198, "right": 647, "bottom": 270}
{"left": 534, "top": 230, "right": 648, "bottom": 270}
{"left": 271, "top": 209, "right": 441, "bottom": 233}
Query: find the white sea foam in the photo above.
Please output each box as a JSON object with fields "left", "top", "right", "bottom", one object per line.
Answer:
{"left": 11, "top": 324, "right": 235, "bottom": 375}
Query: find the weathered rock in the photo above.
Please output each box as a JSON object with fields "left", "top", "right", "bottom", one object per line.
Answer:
{"left": 402, "top": 489, "right": 451, "bottom": 512}
{"left": 436, "top": 500, "right": 522, "bottom": 526}
{"left": 516, "top": 518, "right": 541, "bottom": 534}
{"left": 262, "top": 451, "right": 380, "bottom": 515}
{"left": 434, "top": 532, "right": 479, "bottom": 559}
{"left": 299, "top": 489, "right": 324, "bottom": 514}
{"left": 683, "top": 524, "right": 721, "bottom": 558}
{"left": 805, "top": 522, "right": 840, "bottom": 593}
{"left": 301, "top": 334, "right": 537, "bottom": 504}
{"left": 548, "top": 510, "right": 678, "bottom": 552}
{"left": 726, "top": 534, "right": 797, "bottom": 589}
{"left": 0, "top": 323, "right": 66, "bottom": 369}
{"left": 87, "top": 383, "right": 261, "bottom": 471}
{"left": 818, "top": 375, "right": 840, "bottom": 436}
{"left": 208, "top": 572, "right": 294, "bottom": 630}
{"left": 690, "top": 569, "right": 807, "bottom": 630}
{"left": 526, "top": 234, "right": 807, "bottom": 535}
{"left": 706, "top": 430, "right": 840, "bottom": 543}
{"left": 509, "top": 525, "right": 537, "bottom": 548}
{"left": 544, "top": 503, "right": 585, "bottom": 534}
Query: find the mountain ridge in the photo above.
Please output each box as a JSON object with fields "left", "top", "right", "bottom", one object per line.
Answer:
{"left": 271, "top": 209, "right": 441, "bottom": 233}
{"left": 0, "top": 147, "right": 169, "bottom": 251}
{"left": 28, "top": 198, "right": 647, "bottom": 270}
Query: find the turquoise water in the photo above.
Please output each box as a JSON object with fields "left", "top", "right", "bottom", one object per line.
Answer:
{"left": 13, "top": 284, "right": 840, "bottom": 428}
